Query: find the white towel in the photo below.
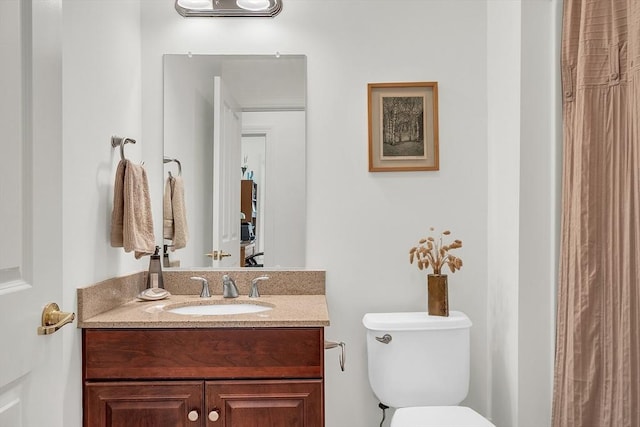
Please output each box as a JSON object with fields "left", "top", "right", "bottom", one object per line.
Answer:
{"left": 163, "top": 175, "right": 189, "bottom": 250}
{"left": 110, "top": 159, "right": 155, "bottom": 259}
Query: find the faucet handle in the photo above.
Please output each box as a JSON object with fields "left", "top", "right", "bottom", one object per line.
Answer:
{"left": 249, "top": 275, "right": 270, "bottom": 298}
{"left": 190, "top": 276, "right": 211, "bottom": 298}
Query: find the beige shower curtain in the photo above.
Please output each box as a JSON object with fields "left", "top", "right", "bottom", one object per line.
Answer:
{"left": 553, "top": 1, "right": 640, "bottom": 426}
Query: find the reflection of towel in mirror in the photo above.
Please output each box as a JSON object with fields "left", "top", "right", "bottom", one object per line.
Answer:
{"left": 163, "top": 175, "right": 189, "bottom": 250}
{"left": 110, "top": 159, "right": 156, "bottom": 259}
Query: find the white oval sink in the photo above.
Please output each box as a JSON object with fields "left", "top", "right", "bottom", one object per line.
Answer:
{"left": 167, "top": 303, "right": 272, "bottom": 316}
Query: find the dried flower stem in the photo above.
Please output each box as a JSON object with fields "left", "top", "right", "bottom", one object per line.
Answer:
{"left": 409, "top": 228, "right": 463, "bottom": 275}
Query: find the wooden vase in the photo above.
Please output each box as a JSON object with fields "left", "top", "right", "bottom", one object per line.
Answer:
{"left": 427, "top": 274, "right": 449, "bottom": 317}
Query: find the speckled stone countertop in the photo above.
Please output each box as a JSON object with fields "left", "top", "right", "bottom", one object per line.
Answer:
{"left": 77, "top": 269, "right": 329, "bottom": 328}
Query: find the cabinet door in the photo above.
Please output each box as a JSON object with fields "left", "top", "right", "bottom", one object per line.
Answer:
{"left": 206, "top": 380, "right": 323, "bottom": 427}
{"left": 85, "top": 381, "right": 204, "bottom": 427}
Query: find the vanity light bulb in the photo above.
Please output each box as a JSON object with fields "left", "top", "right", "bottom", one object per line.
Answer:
{"left": 177, "top": 0, "right": 213, "bottom": 11}
{"left": 236, "top": 0, "right": 271, "bottom": 11}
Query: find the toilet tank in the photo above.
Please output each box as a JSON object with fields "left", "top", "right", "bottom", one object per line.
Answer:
{"left": 362, "top": 311, "right": 472, "bottom": 408}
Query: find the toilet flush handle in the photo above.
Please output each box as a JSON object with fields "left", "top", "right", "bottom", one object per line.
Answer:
{"left": 375, "top": 334, "right": 392, "bottom": 344}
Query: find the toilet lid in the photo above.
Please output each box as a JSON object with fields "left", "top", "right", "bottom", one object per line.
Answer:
{"left": 390, "top": 406, "right": 495, "bottom": 427}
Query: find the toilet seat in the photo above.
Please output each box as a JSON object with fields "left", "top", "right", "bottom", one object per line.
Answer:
{"left": 390, "top": 406, "right": 495, "bottom": 427}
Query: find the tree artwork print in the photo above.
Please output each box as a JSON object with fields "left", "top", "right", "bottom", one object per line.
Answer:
{"left": 381, "top": 95, "right": 426, "bottom": 159}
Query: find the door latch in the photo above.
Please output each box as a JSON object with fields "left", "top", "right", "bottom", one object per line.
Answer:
{"left": 37, "top": 302, "right": 75, "bottom": 335}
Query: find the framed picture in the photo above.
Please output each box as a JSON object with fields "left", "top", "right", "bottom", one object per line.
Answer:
{"left": 368, "top": 82, "right": 439, "bottom": 172}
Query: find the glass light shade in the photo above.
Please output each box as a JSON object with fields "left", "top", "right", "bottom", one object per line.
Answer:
{"left": 176, "top": 0, "right": 213, "bottom": 10}
{"left": 236, "top": 0, "right": 270, "bottom": 11}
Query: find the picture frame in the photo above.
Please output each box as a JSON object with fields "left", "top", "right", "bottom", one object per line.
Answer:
{"left": 368, "top": 82, "right": 439, "bottom": 172}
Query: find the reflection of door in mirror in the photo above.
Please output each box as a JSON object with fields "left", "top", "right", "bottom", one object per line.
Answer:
{"left": 163, "top": 54, "right": 306, "bottom": 269}
{"left": 211, "top": 76, "right": 242, "bottom": 267}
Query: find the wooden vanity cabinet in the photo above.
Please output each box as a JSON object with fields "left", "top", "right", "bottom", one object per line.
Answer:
{"left": 206, "top": 380, "right": 322, "bottom": 426}
{"left": 85, "top": 381, "right": 203, "bottom": 426}
{"left": 83, "top": 328, "right": 324, "bottom": 427}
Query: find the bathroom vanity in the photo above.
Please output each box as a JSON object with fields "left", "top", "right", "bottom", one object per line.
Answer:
{"left": 78, "top": 270, "right": 329, "bottom": 427}
{"left": 83, "top": 327, "right": 323, "bottom": 426}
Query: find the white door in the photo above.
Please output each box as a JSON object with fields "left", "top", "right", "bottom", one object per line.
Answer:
{"left": 211, "top": 76, "right": 242, "bottom": 267}
{"left": 0, "top": 2, "right": 67, "bottom": 426}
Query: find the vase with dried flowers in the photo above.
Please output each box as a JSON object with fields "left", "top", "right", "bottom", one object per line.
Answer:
{"left": 409, "top": 228, "right": 463, "bottom": 316}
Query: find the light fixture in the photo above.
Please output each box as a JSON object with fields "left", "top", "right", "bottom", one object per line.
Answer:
{"left": 175, "top": 0, "right": 282, "bottom": 17}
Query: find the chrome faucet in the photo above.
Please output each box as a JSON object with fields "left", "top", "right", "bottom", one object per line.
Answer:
{"left": 222, "top": 274, "right": 239, "bottom": 298}
{"left": 190, "top": 277, "right": 211, "bottom": 298}
{"left": 249, "top": 275, "right": 270, "bottom": 298}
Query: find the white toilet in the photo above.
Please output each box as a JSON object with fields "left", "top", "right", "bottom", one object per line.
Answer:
{"left": 362, "top": 311, "right": 495, "bottom": 427}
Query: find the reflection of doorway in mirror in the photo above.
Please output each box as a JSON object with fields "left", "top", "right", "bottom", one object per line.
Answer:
{"left": 241, "top": 134, "right": 266, "bottom": 256}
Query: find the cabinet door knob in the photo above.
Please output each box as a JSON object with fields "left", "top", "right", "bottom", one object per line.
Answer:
{"left": 209, "top": 410, "right": 220, "bottom": 421}
{"left": 188, "top": 410, "right": 199, "bottom": 421}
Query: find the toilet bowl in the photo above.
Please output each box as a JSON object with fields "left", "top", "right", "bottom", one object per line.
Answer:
{"left": 362, "top": 311, "right": 494, "bottom": 427}
{"left": 391, "top": 406, "right": 494, "bottom": 427}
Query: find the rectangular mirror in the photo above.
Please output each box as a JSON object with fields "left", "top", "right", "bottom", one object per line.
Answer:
{"left": 163, "top": 54, "right": 306, "bottom": 269}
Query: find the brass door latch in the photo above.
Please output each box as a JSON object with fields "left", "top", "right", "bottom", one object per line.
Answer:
{"left": 206, "top": 250, "right": 231, "bottom": 261}
{"left": 37, "top": 302, "right": 75, "bottom": 335}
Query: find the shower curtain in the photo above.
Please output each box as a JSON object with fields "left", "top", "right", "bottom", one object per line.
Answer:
{"left": 553, "top": 1, "right": 640, "bottom": 426}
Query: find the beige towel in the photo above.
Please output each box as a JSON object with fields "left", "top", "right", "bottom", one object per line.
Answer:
{"left": 163, "top": 176, "right": 174, "bottom": 241}
{"left": 110, "top": 159, "right": 155, "bottom": 259}
{"left": 110, "top": 160, "right": 126, "bottom": 247}
{"left": 163, "top": 175, "right": 189, "bottom": 250}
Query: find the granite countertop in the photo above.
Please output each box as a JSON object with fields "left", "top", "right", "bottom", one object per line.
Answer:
{"left": 77, "top": 270, "right": 329, "bottom": 329}
{"left": 79, "top": 294, "right": 330, "bottom": 328}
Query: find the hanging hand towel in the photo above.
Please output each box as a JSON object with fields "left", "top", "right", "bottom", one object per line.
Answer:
{"left": 163, "top": 175, "right": 189, "bottom": 250}
{"left": 110, "top": 159, "right": 156, "bottom": 259}
{"left": 110, "top": 160, "right": 127, "bottom": 248}
{"left": 163, "top": 176, "right": 174, "bottom": 241}
{"left": 171, "top": 175, "right": 189, "bottom": 250}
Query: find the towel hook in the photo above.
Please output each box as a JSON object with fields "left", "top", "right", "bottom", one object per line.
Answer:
{"left": 163, "top": 157, "right": 182, "bottom": 176}
{"left": 111, "top": 135, "right": 137, "bottom": 160}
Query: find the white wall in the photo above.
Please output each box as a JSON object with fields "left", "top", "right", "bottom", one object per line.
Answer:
{"left": 487, "top": 1, "right": 560, "bottom": 426}
{"left": 62, "top": 1, "right": 143, "bottom": 426}
{"left": 140, "top": 1, "right": 489, "bottom": 425}
{"left": 487, "top": 3, "right": 522, "bottom": 425}
{"left": 54, "top": 1, "right": 559, "bottom": 426}
{"left": 517, "top": 1, "right": 560, "bottom": 425}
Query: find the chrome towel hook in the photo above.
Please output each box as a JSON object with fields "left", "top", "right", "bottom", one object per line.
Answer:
{"left": 111, "top": 135, "right": 137, "bottom": 160}
{"left": 163, "top": 156, "right": 183, "bottom": 176}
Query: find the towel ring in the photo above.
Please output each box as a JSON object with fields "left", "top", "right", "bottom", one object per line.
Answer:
{"left": 163, "top": 157, "right": 182, "bottom": 176}
{"left": 111, "top": 136, "right": 137, "bottom": 160}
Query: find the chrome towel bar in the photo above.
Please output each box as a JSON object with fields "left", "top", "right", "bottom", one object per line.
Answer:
{"left": 324, "top": 339, "right": 346, "bottom": 371}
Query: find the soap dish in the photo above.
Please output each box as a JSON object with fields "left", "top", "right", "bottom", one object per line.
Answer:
{"left": 138, "top": 288, "right": 171, "bottom": 301}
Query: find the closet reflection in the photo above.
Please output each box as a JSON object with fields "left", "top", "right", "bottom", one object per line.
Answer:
{"left": 163, "top": 54, "right": 306, "bottom": 268}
